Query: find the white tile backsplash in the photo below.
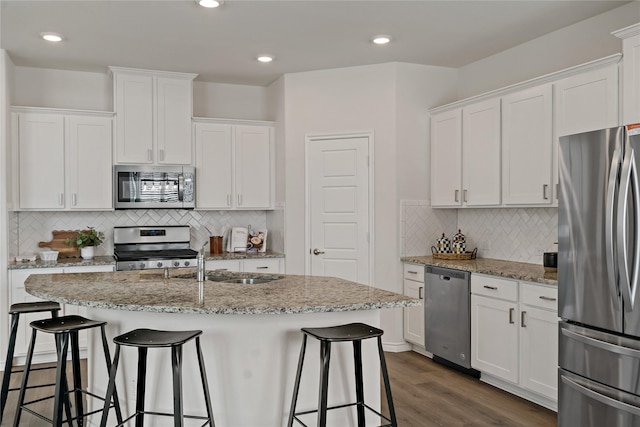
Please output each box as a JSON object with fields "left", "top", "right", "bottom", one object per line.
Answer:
{"left": 11, "top": 210, "right": 268, "bottom": 258}
{"left": 400, "top": 200, "right": 458, "bottom": 257}
{"left": 400, "top": 201, "right": 558, "bottom": 265}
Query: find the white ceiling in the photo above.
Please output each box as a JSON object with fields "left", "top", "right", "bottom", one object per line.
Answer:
{"left": 0, "top": 0, "right": 631, "bottom": 86}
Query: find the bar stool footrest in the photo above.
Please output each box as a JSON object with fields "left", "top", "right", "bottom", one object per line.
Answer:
{"left": 114, "top": 410, "right": 213, "bottom": 427}
{"left": 292, "top": 401, "right": 394, "bottom": 427}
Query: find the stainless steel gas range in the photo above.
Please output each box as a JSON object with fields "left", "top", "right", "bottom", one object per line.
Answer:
{"left": 113, "top": 225, "right": 198, "bottom": 271}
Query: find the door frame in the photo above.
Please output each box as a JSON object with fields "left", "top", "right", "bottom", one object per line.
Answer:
{"left": 304, "top": 131, "right": 375, "bottom": 284}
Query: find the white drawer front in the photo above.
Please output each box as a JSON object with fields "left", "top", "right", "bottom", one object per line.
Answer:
{"left": 206, "top": 260, "right": 241, "bottom": 272}
{"left": 471, "top": 274, "right": 518, "bottom": 301}
{"left": 243, "top": 258, "right": 282, "bottom": 273}
{"left": 520, "top": 282, "right": 558, "bottom": 311}
{"left": 403, "top": 263, "right": 425, "bottom": 282}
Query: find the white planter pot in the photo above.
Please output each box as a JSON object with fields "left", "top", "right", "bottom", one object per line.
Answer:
{"left": 81, "top": 246, "right": 95, "bottom": 260}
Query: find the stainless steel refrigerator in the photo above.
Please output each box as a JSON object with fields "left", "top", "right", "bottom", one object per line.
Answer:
{"left": 559, "top": 125, "right": 640, "bottom": 425}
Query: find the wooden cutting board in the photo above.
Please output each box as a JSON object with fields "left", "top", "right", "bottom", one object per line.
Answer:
{"left": 38, "top": 230, "right": 82, "bottom": 258}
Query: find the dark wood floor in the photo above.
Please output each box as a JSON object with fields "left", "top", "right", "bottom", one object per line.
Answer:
{"left": 1, "top": 352, "right": 557, "bottom": 426}
{"left": 384, "top": 351, "right": 557, "bottom": 427}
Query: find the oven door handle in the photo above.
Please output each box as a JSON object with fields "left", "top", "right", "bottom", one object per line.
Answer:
{"left": 178, "top": 174, "right": 185, "bottom": 202}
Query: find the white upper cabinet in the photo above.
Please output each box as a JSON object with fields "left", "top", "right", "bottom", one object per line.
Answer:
{"left": 502, "top": 84, "right": 553, "bottom": 205}
{"left": 66, "top": 115, "right": 114, "bottom": 209}
{"left": 195, "top": 122, "right": 234, "bottom": 209}
{"left": 14, "top": 109, "right": 113, "bottom": 211}
{"left": 554, "top": 64, "right": 619, "bottom": 137}
{"left": 194, "top": 120, "right": 274, "bottom": 210}
{"left": 430, "top": 109, "right": 462, "bottom": 207}
{"left": 462, "top": 98, "right": 501, "bottom": 206}
{"left": 111, "top": 67, "right": 196, "bottom": 165}
{"left": 553, "top": 63, "right": 619, "bottom": 203}
{"left": 17, "top": 112, "right": 65, "bottom": 209}
{"left": 235, "top": 125, "right": 273, "bottom": 209}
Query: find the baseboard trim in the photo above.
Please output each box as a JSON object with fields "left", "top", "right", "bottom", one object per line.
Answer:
{"left": 382, "top": 341, "right": 413, "bottom": 353}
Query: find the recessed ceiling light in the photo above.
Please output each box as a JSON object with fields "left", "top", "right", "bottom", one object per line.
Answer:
{"left": 40, "top": 32, "right": 63, "bottom": 42}
{"left": 257, "top": 55, "right": 274, "bottom": 63}
{"left": 372, "top": 35, "right": 392, "bottom": 45}
{"left": 198, "top": 0, "right": 223, "bottom": 8}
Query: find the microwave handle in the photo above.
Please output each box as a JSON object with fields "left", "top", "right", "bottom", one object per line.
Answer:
{"left": 178, "top": 174, "right": 184, "bottom": 201}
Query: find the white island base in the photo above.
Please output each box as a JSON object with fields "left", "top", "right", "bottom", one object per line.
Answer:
{"left": 86, "top": 308, "right": 382, "bottom": 427}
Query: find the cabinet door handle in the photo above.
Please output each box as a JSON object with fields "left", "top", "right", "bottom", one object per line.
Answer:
{"left": 59, "top": 193, "right": 64, "bottom": 206}
{"left": 556, "top": 183, "right": 559, "bottom": 200}
{"left": 419, "top": 286, "right": 423, "bottom": 300}
{"left": 407, "top": 270, "right": 418, "bottom": 275}
{"left": 509, "top": 307, "right": 515, "bottom": 324}
{"left": 238, "top": 194, "right": 243, "bottom": 206}
{"left": 483, "top": 285, "right": 498, "bottom": 290}
{"left": 147, "top": 149, "right": 152, "bottom": 161}
{"left": 539, "top": 296, "right": 557, "bottom": 301}
{"left": 543, "top": 184, "right": 549, "bottom": 200}
{"left": 256, "top": 266, "right": 269, "bottom": 270}
{"left": 159, "top": 149, "right": 165, "bottom": 161}
{"left": 454, "top": 189, "right": 459, "bottom": 203}
{"left": 521, "top": 311, "right": 527, "bottom": 327}
{"left": 72, "top": 194, "right": 77, "bottom": 206}
{"left": 227, "top": 194, "right": 231, "bottom": 206}
{"left": 464, "top": 189, "right": 468, "bottom": 203}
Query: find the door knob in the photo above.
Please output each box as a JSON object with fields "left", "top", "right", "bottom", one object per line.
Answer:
{"left": 312, "top": 248, "right": 325, "bottom": 255}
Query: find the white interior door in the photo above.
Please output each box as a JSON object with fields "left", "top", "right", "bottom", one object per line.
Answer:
{"left": 307, "top": 135, "right": 371, "bottom": 284}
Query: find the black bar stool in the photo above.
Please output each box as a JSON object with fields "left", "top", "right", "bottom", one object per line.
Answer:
{"left": 287, "top": 322, "right": 398, "bottom": 427}
{"left": 0, "top": 301, "right": 62, "bottom": 424}
{"left": 13, "top": 315, "right": 123, "bottom": 427}
{"left": 99, "top": 328, "right": 215, "bottom": 427}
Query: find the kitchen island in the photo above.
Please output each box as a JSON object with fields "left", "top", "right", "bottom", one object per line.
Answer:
{"left": 25, "top": 269, "right": 417, "bottom": 427}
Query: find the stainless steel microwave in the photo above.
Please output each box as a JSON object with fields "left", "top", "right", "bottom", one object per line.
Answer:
{"left": 114, "top": 165, "right": 195, "bottom": 209}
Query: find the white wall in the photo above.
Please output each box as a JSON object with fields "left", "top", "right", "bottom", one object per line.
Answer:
{"left": 265, "top": 76, "right": 286, "bottom": 253}
{"left": 13, "top": 66, "right": 112, "bottom": 111}
{"left": 12, "top": 66, "right": 272, "bottom": 121}
{"left": 458, "top": 2, "right": 640, "bottom": 98}
{"left": 282, "top": 62, "right": 458, "bottom": 347}
{"left": 193, "top": 81, "right": 270, "bottom": 121}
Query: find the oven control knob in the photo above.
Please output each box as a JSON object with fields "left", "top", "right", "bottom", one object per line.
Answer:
{"left": 157, "top": 262, "right": 163, "bottom": 268}
{"left": 139, "top": 263, "right": 146, "bottom": 269}
{"left": 173, "top": 261, "right": 180, "bottom": 267}
{"left": 128, "top": 263, "right": 135, "bottom": 270}
{"left": 184, "top": 261, "right": 191, "bottom": 267}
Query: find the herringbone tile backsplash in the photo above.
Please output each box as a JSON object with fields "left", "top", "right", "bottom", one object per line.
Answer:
{"left": 10, "top": 210, "right": 268, "bottom": 258}
{"left": 401, "top": 201, "right": 558, "bottom": 265}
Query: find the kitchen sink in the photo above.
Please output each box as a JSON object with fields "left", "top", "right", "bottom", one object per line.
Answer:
{"left": 175, "top": 272, "right": 283, "bottom": 284}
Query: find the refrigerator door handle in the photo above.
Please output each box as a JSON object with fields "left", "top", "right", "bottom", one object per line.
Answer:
{"left": 561, "top": 375, "right": 640, "bottom": 417}
{"left": 617, "top": 147, "right": 640, "bottom": 311}
{"left": 562, "top": 326, "right": 640, "bottom": 358}
{"left": 607, "top": 147, "right": 623, "bottom": 302}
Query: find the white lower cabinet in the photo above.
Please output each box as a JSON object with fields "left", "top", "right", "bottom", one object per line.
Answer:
{"left": 402, "top": 263, "right": 425, "bottom": 347}
{"left": 471, "top": 274, "right": 558, "bottom": 410}
{"left": 205, "top": 258, "right": 284, "bottom": 274}
{"left": 8, "top": 265, "right": 115, "bottom": 362}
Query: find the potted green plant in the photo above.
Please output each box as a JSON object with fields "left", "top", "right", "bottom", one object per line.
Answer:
{"left": 66, "top": 227, "right": 105, "bottom": 260}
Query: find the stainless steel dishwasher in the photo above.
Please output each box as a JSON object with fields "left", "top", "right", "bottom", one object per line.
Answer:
{"left": 424, "top": 265, "right": 479, "bottom": 377}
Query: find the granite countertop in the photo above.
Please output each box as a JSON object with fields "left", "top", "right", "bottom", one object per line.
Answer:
{"left": 9, "top": 256, "right": 116, "bottom": 270}
{"left": 9, "top": 252, "right": 285, "bottom": 270}
{"left": 401, "top": 256, "right": 557, "bottom": 286}
{"left": 24, "top": 269, "right": 419, "bottom": 315}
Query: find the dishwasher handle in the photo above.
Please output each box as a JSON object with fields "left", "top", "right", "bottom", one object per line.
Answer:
{"left": 425, "top": 266, "right": 470, "bottom": 281}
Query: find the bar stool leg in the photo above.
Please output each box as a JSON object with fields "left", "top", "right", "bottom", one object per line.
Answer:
{"left": 171, "top": 344, "right": 184, "bottom": 427}
{"left": 100, "top": 344, "right": 120, "bottom": 427}
{"left": 135, "top": 347, "right": 148, "bottom": 427}
{"left": 317, "top": 341, "right": 331, "bottom": 427}
{"left": 195, "top": 337, "right": 215, "bottom": 427}
{"left": 352, "top": 340, "right": 366, "bottom": 427}
{"left": 13, "top": 328, "right": 36, "bottom": 427}
{"left": 99, "top": 325, "right": 123, "bottom": 424}
{"left": 287, "top": 334, "right": 307, "bottom": 427}
{"left": 0, "top": 312, "right": 20, "bottom": 423}
{"left": 377, "top": 337, "right": 397, "bottom": 427}
{"left": 53, "top": 333, "right": 70, "bottom": 427}
{"left": 70, "top": 330, "right": 85, "bottom": 427}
